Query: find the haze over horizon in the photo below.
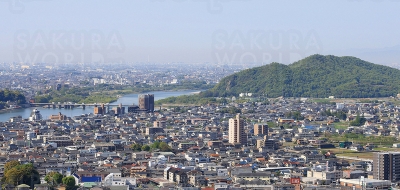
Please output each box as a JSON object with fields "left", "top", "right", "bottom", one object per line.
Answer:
{"left": 1, "top": 0, "right": 400, "bottom": 67}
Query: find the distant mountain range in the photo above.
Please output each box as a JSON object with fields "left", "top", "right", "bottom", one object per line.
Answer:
{"left": 200, "top": 54, "right": 400, "bottom": 98}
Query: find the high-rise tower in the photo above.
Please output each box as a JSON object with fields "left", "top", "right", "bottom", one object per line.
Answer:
{"left": 229, "top": 114, "right": 246, "bottom": 145}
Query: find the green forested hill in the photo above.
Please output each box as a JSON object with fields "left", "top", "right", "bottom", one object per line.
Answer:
{"left": 202, "top": 54, "right": 400, "bottom": 98}
{"left": 0, "top": 89, "right": 26, "bottom": 103}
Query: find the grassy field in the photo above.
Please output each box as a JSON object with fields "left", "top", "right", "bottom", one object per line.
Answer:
{"left": 372, "top": 147, "right": 400, "bottom": 151}
{"left": 325, "top": 134, "right": 400, "bottom": 146}
{"left": 336, "top": 152, "right": 374, "bottom": 159}
{"left": 322, "top": 148, "right": 374, "bottom": 159}
{"left": 323, "top": 148, "right": 357, "bottom": 154}
{"left": 324, "top": 147, "right": 400, "bottom": 160}
{"left": 282, "top": 142, "right": 296, "bottom": 147}
{"left": 333, "top": 122, "right": 349, "bottom": 129}
{"left": 309, "top": 98, "right": 335, "bottom": 104}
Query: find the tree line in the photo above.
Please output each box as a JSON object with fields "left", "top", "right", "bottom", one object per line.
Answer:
{"left": 131, "top": 141, "right": 172, "bottom": 152}
{"left": 2, "top": 160, "right": 77, "bottom": 190}
{"left": 0, "top": 89, "right": 26, "bottom": 104}
{"left": 34, "top": 81, "right": 214, "bottom": 104}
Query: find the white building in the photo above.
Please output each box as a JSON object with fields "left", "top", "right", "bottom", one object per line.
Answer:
{"left": 336, "top": 103, "right": 345, "bottom": 109}
{"left": 29, "top": 109, "right": 42, "bottom": 121}
{"left": 103, "top": 173, "right": 137, "bottom": 187}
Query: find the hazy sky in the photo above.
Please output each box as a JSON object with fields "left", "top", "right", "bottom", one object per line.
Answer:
{"left": 1, "top": 0, "right": 400, "bottom": 66}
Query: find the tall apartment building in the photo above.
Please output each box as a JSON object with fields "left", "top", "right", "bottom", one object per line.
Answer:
{"left": 373, "top": 152, "right": 400, "bottom": 182}
{"left": 146, "top": 127, "right": 164, "bottom": 135}
{"left": 138, "top": 94, "right": 154, "bottom": 112}
{"left": 112, "top": 103, "right": 125, "bottom": 115}
{"left": 256, "top": 135, "right": 276, "bottom": 149}
{"left": 254, "top": 123, "right": 268, "bottom": 136}
{"left": 154, "top": 120, "right": 166, "bottom": 128}
{"left": 94, "top": 104, "right": 106, "bottom": 115}
{"left": 229, "top": 114, "right": 246, "bottom": 145}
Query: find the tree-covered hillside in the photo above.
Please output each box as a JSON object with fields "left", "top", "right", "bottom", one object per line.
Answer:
{"left": 202, "top": 54, "right": 400, "bottom": 98}
{"left": 0, "top": 89, "right": 26, "bottom": 104}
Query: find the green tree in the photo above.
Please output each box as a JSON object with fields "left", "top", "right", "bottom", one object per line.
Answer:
{"left": 1, "top": 161, "right": 39, "bottom": 187}
{"left": 350, "top": 113, "right": 366, "bottom": 126}
{"left": 148, "top": 141, "right": 172, "bottom": 151}
{"left": 62, "top": 176, "right": 76, "bottom": 190}
{"left": 130, "top": 144, "right": 142, "bottom": 151}
{"left": 287, "top": 111, "right": 304, "bottom": 120}
{"left": 150, "top": 141, "right": 161, "bottom": 150}
{"left": 0, "top": 102, "right": 5, "bottom": 109}
{"left": 334, "top": 111, "right": 347, "bottom": 120}
{"left": 44, "top": 171, "right": 64, "bottom": 185}
{"left": 0, "top": 90, "right": 26, "bottom": 104}
{"left": 141, "top": 145, "right": 150, "bottom": 151}
{"left": 323, "top": 109, "right": 333, "bottom": 116}
{"left": 4, "top": 160, "right": 20, "bottom": 171}
{"left": 3, "top": 167, "right": 23, "bottom": 186}
{"left": 218, "top": 107, "right": 241, "bottom": 114}
{"left": 159, "top": 142, "right": 172, "bottom": 152}
{"left": 34, "top": 95, "right": 52, "bottom": 103}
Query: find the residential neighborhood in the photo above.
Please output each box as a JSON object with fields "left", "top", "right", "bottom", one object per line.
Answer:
{"left": 3, "top": 0, "right": 400, "bottom": 190}
{"left": 1, "top": 96, "right": 400, "bottom": 190}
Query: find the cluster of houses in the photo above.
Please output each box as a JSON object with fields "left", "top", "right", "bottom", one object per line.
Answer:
{"left": 1, "top": 97, "right": 400, "bottom": 190}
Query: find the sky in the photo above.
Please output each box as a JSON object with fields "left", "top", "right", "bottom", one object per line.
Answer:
{"left": 1, "top": 0, "right": 400, "bottom": 66}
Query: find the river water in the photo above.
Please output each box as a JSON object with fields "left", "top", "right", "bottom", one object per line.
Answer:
{"left": 0, "top": 90, "right": 199, "bottom": 122}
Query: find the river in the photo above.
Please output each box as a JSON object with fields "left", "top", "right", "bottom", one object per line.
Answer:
{"left": 0, "top": 90, "right": 200, "bottom": 122}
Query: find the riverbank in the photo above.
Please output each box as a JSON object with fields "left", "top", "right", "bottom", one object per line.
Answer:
{"left": 0, "top": 103, "right": 30, "bottom": 112}
{"left": 104, "top": 89, "right": 203, "bottom": 96}
{"left": 33, "top": 82, "right": 211, "bottom": 104}
{"left": 0, "top": 108, "right": 24, "bottom": 113}
{"left": 0, "top": 90, "right": 200, "bottom": 122}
